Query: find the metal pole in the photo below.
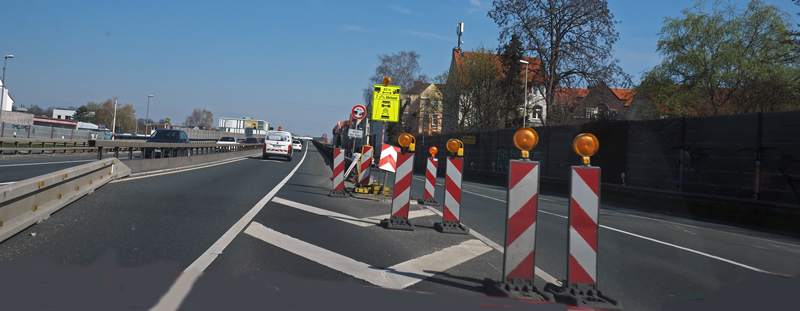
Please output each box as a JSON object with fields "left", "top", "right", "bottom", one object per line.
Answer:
{"left": 523, "top": 62, "right": 528, "bottom": 128}
{"left": 111, "top": 100, "right": 117, "bottom": 140}
{"left": 146, "top": 95, "right": 153, "bottom": 134}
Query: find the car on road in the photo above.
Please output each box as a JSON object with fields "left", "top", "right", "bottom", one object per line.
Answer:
{"left": 243, "top": 137, "right": 260, "bottom": 144}
{"left": 263, "top": 130, "right": 293, "bottom": 161}
{"left": 217, "top": 136, "right": 237, "bottom": 151}
{"left": 292, "top": 139, "right": 302, "bottom": 151}
{"left": 144, "top": 129, "right": 190, "bottom": 158}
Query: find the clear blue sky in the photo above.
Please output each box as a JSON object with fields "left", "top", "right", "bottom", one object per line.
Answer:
{"left": 1, "top": 0, "right": 796, "bottom": 136}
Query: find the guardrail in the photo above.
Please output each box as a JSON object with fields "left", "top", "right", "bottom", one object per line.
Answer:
{"left": 0, "top": 158, "right": 131, "bottom": 243}
{"left": 91, "top": 140, "right": 263, "bottom": 160}
{"left": 0, "top": 137, "right": 98, "bottom": 155}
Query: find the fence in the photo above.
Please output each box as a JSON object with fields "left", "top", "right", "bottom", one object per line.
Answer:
{"left": 406, "top": 110, "right": 800, "bottom": 205}
{"left": 1, "top": 122, "right": 111, "bottom": 140}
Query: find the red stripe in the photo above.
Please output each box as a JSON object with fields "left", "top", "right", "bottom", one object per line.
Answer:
{"left": 506, "top": 194, "right": 537, "bottom": 246}
{"left": 570, "top": 198, "right": 598, "bottom": 252}
{"left": 394, "top": 173, "right": 411, "bottom": 199}
{"left": 397, "top": 153, "right": 412, "bottom": 166}
{"left": 443, "top": 206, "right": 458, "bottom": 221}
{"left": 574, "top": 167, "right": 600, "bottom": 196}
{"left": 506, "top": 251, "right": 535, "bottom": 279}
{"left": 392, "top": 204, "right": 409, "bottom": 217}
{"left": 450, "top": 158, "right": 463, "bottom": 174}
{"left": 569, "top": 254, "right": 595, "bottom": 284}
{"left": 445, "top": 175, "right": 461, "bottom": 205}
{"left": 379, "top": 156, "right": 396, "bottom": 169}
{"left": 509, "top": 162, "right": 537, "bottom": 190}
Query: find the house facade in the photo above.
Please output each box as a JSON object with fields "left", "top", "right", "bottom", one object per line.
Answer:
{"left": 400, "top": 81, "right": 443, "bottom": 137}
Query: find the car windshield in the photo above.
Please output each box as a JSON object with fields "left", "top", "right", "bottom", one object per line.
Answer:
{"left": 219, "top": 137, "right": 235, "bottom": 142}
{"left": 150, "top": 131, "right": 179, "bottom": 140}
{"left": 267, "top": 133, "right": 290, "bottom": 141}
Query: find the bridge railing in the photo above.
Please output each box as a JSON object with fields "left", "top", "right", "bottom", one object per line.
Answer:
{"left": 91, "top": 140, "right": 263, "bottom": 160}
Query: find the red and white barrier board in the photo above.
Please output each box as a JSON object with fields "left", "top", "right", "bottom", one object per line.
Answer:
{"left": 420, "top": 157, "right": 438, "bottom": 205}
{"left": 380, "top": 152, "right": 415, "bottom": 230}
{"left": 434, "top": 157, "right": 469, "bottom": 234}
{"left": 329, "top": 148, "right": 347, "bottom": 197}
{"left": 503, "top": 160, "right": 540, "bottom": 285}
{"left": 379, "top": 144, "right": 399, "bottom": 172}
{"left": 567, "top": 166, "right": 600, "bottom": 286}
{"left": 358, "top": 145, "right": 373, "bottom": 185}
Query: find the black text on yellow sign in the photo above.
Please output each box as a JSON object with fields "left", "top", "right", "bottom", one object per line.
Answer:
{"left": 372, "top": 84, "right": 401, "bottom": 122}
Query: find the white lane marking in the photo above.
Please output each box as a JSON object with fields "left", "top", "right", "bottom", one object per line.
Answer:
{"left": 420, "top": 204, "right": 561, "bottom": 286}
{"left": 272, "top": 197, "right": 436, "bottom": 227}
{"left": 149, "top": 149, "right": 308, "bottom": 311}
{"left": 243, "top": 221, "right": 491, "bottom": 289}
{"left": 0, "top": 159, "right": 95, "bottom": 168}
{"left": 600, "top": 225, "right": 777, "bottom": 275}
{"left": 114, "top": 156, "right": 252, "bottom": 183}
{"left": 538, "top": 208, "right": 779, "bottom": 275}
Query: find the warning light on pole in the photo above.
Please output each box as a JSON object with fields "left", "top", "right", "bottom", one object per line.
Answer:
{"left": 429, "top": 146, "right": 438, "bottom": 157}
{"left": 513, "top": 127, "right": 539, "bottom": 159}
{"left": 446, "top": 139, "right": 463, "bottom": 157}
{"left": 573, "top": 133, "right": 599, "bottom": 166}
{"left": 383, "top": 76, "right": 392, "bottom": 86}
{"left": 398, "top": 133, "right": 415, "bottom": 152}
{"left": 278, "top": 126, "right": 282, "bottom": 131}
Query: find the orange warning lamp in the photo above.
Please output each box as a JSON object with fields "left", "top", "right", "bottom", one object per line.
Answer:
{"left": 429, "top": 146, "right": 438, "bottom": 157}
{"left": 446, "top": 139, "right": 463, "bottom": 157}
{"left": 513, "top": 127, "right": 539, "bottom": 159}
{"left": 398, "top": 133, "right": 415, "bottom": 152}
{"left": 573, "top": 133, "right": 599, "bottom": 166}
{"left": 278, "top": 126, "right": 282, "bottom": 131}
{"left": 383, "top": 76, "right": 391, "bottom": 86}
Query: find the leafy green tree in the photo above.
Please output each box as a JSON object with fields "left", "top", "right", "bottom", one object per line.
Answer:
{"left": 638, "top": 0, "right": 800, "bottom": 117}
{"left": 497, "top": 33, "right": 525, "bottom": 128}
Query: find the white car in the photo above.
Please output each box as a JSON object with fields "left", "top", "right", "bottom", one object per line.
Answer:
{"left": 292, "top": 139, "right": 302, "bottom": 151}
{"left": 217, "top": 136, "right": 238, "bottom": 151}
{"left": 263, "top": 130, "right": 293, "bottom": 161}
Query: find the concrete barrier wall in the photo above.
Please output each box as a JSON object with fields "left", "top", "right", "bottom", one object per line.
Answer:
{"left": 122, "top": 148, "right": 262, "bottom": 174}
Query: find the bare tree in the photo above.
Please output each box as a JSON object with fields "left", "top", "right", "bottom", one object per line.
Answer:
{"left": 489, "top": 0, "right": 631, "bottom": 125}
{"left": 184, "top": 108, "right": 214, "bottom": 129}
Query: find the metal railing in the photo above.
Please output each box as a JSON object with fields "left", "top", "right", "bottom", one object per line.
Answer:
{"left": 1, "top": 137, "right": 98, "bottom": 155}
{"left": 92, "top": 140, "right": 263, "bottom": 160}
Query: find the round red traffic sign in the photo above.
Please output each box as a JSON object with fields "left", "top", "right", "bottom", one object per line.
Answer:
{"left": 352, "top": 105, "right": 366, "bottom": 120}
{"left": 322, "top": 133, "right": 328, "bottom": 139}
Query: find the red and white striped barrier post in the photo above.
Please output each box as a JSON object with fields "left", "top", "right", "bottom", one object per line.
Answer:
{"left": 358, "top": 145, "right": 373, "bottom": 186}
{"left": 484, "top": 128, "right": 550, "bottom": 301}
{"left": 420, "top": 147, "right": 439, "bottom": 205}
{"left": 434, "top": 139, "right": 469, "bottom": 235}
{"left": 544, "top": 133, "right": 622, "bottom": 311}
{"left": 329, "top": 148, "right": 347, "bottom": 197}
{"left": 378, "top": 143, "right": 400, "bottom": 196}
{"left": 381, "top": 134, "right": 416, "bottom": 230}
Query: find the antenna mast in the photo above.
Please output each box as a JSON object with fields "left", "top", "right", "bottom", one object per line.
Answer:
{"left": 456, "top": 22, "right": 464, "bottom": 49}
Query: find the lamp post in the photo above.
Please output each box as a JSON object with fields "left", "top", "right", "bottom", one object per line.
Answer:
{"left": 146, "top": 94, "right": 153, "bottom": 134}
{"left": 1, "top": 55, "right": 14, "bottom": 122}
{"left": 111, "top": 100, "right": 118, "bottom": 140}
{"left": 519, "top": 59, "right": 529, "bottom": 128}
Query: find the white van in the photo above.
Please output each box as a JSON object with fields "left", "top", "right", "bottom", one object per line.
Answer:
{"left": 263, "top": 130, "right": 293, "bottom": 161}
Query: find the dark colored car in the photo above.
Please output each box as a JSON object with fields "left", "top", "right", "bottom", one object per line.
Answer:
{"left": 144, "top": 129, "right": 190, "bottom": 158}
{"left": 243, "top": 137, "right": 260, "bottom": 144}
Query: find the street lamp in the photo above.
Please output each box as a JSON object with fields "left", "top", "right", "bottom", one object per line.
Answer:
{"left": 519, "top": 59, "right": 529, "bottom": 128}
{"left": 111, "top": 100, "right": 118, "bottom": 139}
{"left": 146, "top": 94, "right": 153, "bottom": 134}
{"left": 1, "top": 55, "right": 14, "bottom": 123}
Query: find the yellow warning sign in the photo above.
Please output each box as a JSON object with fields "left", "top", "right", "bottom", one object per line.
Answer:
{"left": 372, "top": 84, "right": 401, "bottom": 122}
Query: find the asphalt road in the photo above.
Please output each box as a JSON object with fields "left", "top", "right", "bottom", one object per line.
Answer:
{"left": 1, "top": 143, "right": 798, "bottom": 310}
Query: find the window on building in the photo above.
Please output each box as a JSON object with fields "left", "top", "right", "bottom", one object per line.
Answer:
{"left": 585, "top": 108, "right": 596, "bottom": 119}
{"left": 532, "top": 105, "right": 543, "bottom": 120}
{"left": 432, "top": 114, "right": 439, "bottom": 128}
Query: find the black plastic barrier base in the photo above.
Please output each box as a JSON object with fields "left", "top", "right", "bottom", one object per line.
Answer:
{"left": 380, "top": 216, "right": 415, "bottom": 231}
{"left": 328, "top": 189, "right": 349, "bottom": 198}
{"left": 482, "top": 278, "right": 552, "bottom": 302}
{"left": 434, "top": 220, "right": 469, "bottom": 235}
{"left": 418, "top": 197, "right": 438, "bottom": 205}
{"left": 544, "top": 282, "right": 623, "bottom": 311}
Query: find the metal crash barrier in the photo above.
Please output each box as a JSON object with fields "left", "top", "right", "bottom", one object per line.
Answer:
{"left": 91, "top": 140, "right": 263, "bottom": 160}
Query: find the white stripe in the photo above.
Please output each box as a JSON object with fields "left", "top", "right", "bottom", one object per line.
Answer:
{"left": 569, "top": 226, "right": 597, "bottom": 282}
{"left": 508, "top": 164, "right": 538, "bottom": 218}
{"left": 446, "top": 158, "right": 462, "bottom": 185}
{"left": 244, "top": 221, "right": 490, "bottom": 289}
{"left": 275, "top": 197, "right": 436, "bottom": 227}
{"left": 505, "top": 222, "right": 537, "bottom": 278}
{"left": 425, "top": 159, "right": 437, "bottom": 197}
{"left": 571, "top": 169, "right": 598, "bottom": 224}
{"left": 149, "top": 148, "right": 309, "bottom": 311}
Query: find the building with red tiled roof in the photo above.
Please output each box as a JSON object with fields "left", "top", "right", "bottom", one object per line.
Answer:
{"left": 552, "top": 82, "right": 634, "bottom": 122}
